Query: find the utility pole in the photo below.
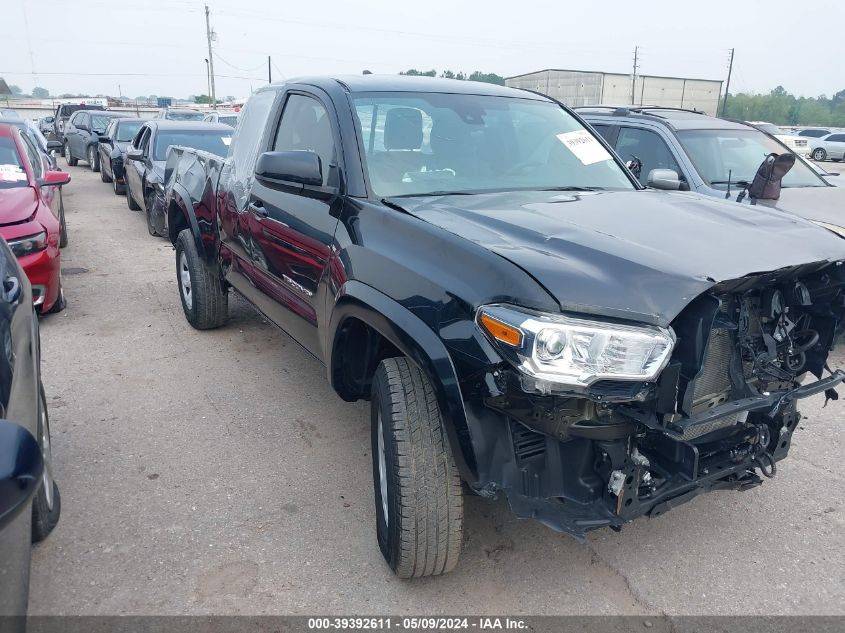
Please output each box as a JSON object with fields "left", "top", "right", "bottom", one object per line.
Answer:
{"left": 268, "top": 56, "right": 272, "bottom": 83}
{"left": 631, "top": 46, "right": 639, "bottom": 105}
{"left": 204, "top": 4, "right": 216, "bottom": 106}
{"left": 721, "top": 48, "right": 735, "bottom": 117}
{"left": 204, "top": 58, "right": 211, "bottom": 99}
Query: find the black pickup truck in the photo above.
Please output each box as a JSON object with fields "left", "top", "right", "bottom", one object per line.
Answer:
{"left": 164, "top": 75, "right": 845, "bottom": 578}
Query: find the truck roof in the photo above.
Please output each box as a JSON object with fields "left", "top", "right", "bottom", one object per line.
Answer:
{"left": 263, "top": 74, "right": 548, "bottom": 100}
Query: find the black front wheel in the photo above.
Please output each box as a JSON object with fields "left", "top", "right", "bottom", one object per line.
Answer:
{"left": 59, "top": 198, "right": 68, "bottom": 248}
{"left": 175, "top": 229, "right": 228, "bottom": 329}
{"left": 145, "top": 191, "right": 161, "bottom": 236}
{"left": 100, "top": 157, "right": 111, "bottom": 183}
{"left": 32, "top": 383, "right": 61, "bottom": 543}
{"left": 813, "top": 148, "right": 827, "bottom": 161}
{"left": 126, "top": 185, "right": 141, "bottom": 210}
{"left": 88, "top": 146, "right": 99, "bottom": 172}
{"left": 370, "top": 357, "right": 464, "bottom": 578}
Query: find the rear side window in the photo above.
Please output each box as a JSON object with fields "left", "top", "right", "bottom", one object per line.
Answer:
{"left": 588, "top": 123, "right": 613, "bottom": 141}
{"left": 828, "top": 134, "right": 845, "bottom": 143}
{"left": 615, "top": 127, "right": 683, "bottom": 185}
{"left": 273, "top": 94, "right": 336, "bottom": 186}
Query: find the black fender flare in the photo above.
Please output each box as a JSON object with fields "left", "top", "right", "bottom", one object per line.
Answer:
{"left": 165, "top": 181, "right": 203, "bottom": 254}
{"left": 327, "top": 280, "right": 477, "bottom": 481}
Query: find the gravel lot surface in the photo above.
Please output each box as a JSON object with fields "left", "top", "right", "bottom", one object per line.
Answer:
{"left": 28, "top": 165, "right": 845, "bottom": 616}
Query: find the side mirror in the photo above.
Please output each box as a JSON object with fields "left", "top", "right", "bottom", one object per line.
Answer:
{"left": 126, "top": 148, "right": 144, "bottom": 162}
{"left": 647, "top": 168, "right": 682, "bottom": 191}
{"left": 0, "top": 420, "right": 44, "bottom": 532}
{"left": 46, "top": 141, "right": 63, "bottom": 152}
{"left": 40, "top": 171, "right": 71, "bottom": 187}
{"left": 255, "top": 151, "right": 323, "bottom": 187}
{"left": 99, "top": 136, "right": 112, "bottom": 144}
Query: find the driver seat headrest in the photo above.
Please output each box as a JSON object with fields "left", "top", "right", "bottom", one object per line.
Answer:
{"left": 384, "top": 108, "right": 423, "bottom": 150}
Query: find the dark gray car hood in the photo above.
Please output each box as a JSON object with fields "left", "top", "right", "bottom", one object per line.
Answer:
{"left": 392, "top": 189, "right": 845, "bottom": 326}
{"left": 755, "top": 185, "right": 845, "bottom": 225}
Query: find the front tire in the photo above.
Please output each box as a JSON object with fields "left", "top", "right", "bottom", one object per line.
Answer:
{"left": 32, "top": 383, "right": 61, "bottom": 543}
{"left": 370, "top": 357, "right": 463, "bottom": 578}
{"left": 145, "top": 191, "right": 160, "bottom": 236}
{"left": 100, "top": 158, "right": 111, "bottom": 182}
{"left": 88, "top": 146, "right": 99, "bottom": 172}
{"left": 127, "top": 185, "right": 141, "bottom": 210}
{"left": 175, "top": 229, "right": 228, "bottom": 329}
{"left": 65, "top": 142, "right": 77, "bottom": 166}
{"left": 813, "top": 148, "right": 827, "bottom": 161}
{"left": 59, "top": 198, "right": 68, "bottom": 248}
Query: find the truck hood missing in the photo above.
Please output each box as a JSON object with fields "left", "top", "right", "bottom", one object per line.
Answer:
{"left": 391, "top": 189, "right": 845, "bottom": 326}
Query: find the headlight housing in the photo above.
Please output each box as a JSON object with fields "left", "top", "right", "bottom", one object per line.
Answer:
{"left": 7, "top": 231, "right": 48, "bottom": 258}
{"left": 477, "top": 304, "right": 676, "bottom": 394}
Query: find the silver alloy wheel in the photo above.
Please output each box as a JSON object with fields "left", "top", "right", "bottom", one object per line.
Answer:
{"left": 377, "top": 412, "right": 388, "bottom": 527}
{"left": 813, "top": 149, "right": 826, "bottom": 161}
{"left": 88, "top": 146, "right": 95, "bottom": 168}
{"left": 40, "top": 404, "right": 54, "bottom": 511}
{"left": 179, "top": 252, "right": 192, "bottom": 308}
{"left": 65, "top": 143, "right": 72, "bottom": 165}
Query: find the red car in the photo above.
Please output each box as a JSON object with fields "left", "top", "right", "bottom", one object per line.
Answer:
{"left": 0, "top": 123, "right": 69, "bottom": 313}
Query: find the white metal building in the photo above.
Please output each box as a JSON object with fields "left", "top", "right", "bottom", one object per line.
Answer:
{"left": 506, "top": 69, "right": 723, "bottom": 115}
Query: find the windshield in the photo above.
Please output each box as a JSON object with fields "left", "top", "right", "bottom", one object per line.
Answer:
{"left": 166, "top": 110, "right": 205, "bottom": 121}
{"left": 677, "top": 129, "right": 827, "bottom": 189}
{"left": 352, "top": 92, "right": 634, "bottom": 197}
{"left": 116, "top": 121, "right": 143, "bottom": 142}
{"left": 91, "top": 115, "right": 115, "bottom": 132}
{"left": 153, "top": 130, "right": 232, "bottom": 161}
{"left": 756, "top": 123, "right": 784, "bottom": 135}
{"left": 0, "top": 136, "right": 27, "bottom": 189}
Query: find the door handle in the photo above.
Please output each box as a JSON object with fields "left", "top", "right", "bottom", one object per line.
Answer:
{"left": 249, "top": 200, "right": 268, "bottom": 218}
{"left": 2, "top": 276, "right": 21, "bottom": 304}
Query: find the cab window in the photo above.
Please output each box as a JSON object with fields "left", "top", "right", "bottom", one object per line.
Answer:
{"left": 273, "top": 94, "right": 337, "bottom": 187}
{"left": 615, "top": 127, "right": 683, "bottom": 185}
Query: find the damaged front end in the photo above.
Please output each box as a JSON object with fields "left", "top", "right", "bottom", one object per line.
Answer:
{"left": 470, "top": 261, "right": 845, "bottom": 539}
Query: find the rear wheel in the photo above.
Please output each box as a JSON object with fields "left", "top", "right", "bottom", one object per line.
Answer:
{"left": 175, "top": 229, "right": 228, "bottom": 329}
{"left": 113, "top": 176, "right": 123, "bottom": 195}
{"left": 32, "top": 383, "right": 61, "bottom": 543}
{"left": 370, "top": 357, "right": 463, "bottom": 578}
{"left": 88, "top": 146, "right": 99, "bottom": 172}
{"left": 64, "top": 142, "right": 77, "bottom": 166}
{"left": 813, "top": 148, "right": 827, "bottom": 161}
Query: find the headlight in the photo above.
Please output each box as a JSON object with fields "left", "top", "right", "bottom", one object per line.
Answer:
{"left": 812, "top": 220, "right": 845, "bottom": 238}
{"left": 477, "top": 304, "right": 675, "bottom": 393}
{"left": 7, "top": 231, "right": 48, "bottom": 258}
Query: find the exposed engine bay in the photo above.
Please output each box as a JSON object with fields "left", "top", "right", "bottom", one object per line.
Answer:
{"left": 475, "top": 262, "right": 845, "bottom": 538}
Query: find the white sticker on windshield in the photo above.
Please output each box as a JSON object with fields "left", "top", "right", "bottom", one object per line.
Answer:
{"left": 556, "top": 130, "right": 612, "bottom": 165}
{"left": 0, "top": 164, "right": 26, "bottom": 182}
{"left": 222, "top": 137, "right": 232, "bottom": 146}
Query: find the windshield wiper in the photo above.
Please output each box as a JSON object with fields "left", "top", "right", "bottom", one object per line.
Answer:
{"left": 710, "top": 180, "right": 750, "bottom": 185}
{"left": 391, "top": 190, "right": 477, "bottom": 198}
{"left": 539, "top": 186, "right": 604, "bottom": 192}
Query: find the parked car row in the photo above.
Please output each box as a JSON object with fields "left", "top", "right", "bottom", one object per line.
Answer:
{"left": 158, "top": 75, "right": 845, "bottom": 577}
{"left": 0, "top": 122, "right": 63, "bottom": 619}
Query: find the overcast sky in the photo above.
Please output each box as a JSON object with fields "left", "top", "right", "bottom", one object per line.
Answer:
{"left": 1, "top": 0, "right": 842, "bottom": 100}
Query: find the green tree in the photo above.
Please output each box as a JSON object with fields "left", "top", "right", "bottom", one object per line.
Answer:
{"left": 194, "top": 94, "right": 213, "bottom": 104}
{"left": 399, "top": 69, "right": 437, "bottom": 77}
{"left": 31, "top": 87, "right": 49, "bottom": 98}
{"left": 9, "top": 85, "right": 22, "bottom": 95}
